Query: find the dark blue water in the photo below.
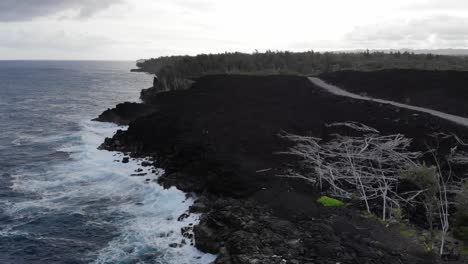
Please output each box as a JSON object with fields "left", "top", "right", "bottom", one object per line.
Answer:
{"left": 0, "top": 61, "right": 215, "bottom": 264}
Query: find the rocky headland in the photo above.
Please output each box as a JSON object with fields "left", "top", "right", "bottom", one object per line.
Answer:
{"left": 96, "top": 72, "right": 468, "bottom": 264}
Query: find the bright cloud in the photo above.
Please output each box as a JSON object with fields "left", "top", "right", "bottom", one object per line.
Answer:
{"left": 0, "top": 0, "right": 467, "bottom": 60}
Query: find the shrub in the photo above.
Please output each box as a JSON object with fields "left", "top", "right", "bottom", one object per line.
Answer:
{"left": 454, "top": 182, "right": 468, "bottom": 243}
{"left": 401, "top": 165, "right": 439, "bottom": 225}
{"left": 401, "top": 164, "right": 443, "bottom": 251}
{"left": 317, "top": 196, "right": 345, "bottom": 207}
{"left": 401, "top": 164, "right": 438, "bottom": 193}
{"left": 391, "top": 207, "right": 403, "bottom": 222}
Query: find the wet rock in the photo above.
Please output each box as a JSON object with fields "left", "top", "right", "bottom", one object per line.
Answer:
{"left": 141, "top": 161, "right": 152, "bottom": 167}
{"left": 130, "top": 173, "right": 147, "bottom": 176}
{"left": 181, "top": 226, "right": 194, "bottom": 240}
{"left": 177, "top": 212, "right": 190, "bottom": 222}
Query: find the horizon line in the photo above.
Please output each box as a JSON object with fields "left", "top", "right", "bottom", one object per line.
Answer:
{"left": 3, "top": 48, "right": 468, "bottom": 61}
{"left": 0, "top": 59, "right": 137, "bottom": 62}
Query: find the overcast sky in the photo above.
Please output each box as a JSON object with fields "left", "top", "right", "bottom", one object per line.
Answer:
{"left": 0, "top": 0, "right": 467, "bottom": 60}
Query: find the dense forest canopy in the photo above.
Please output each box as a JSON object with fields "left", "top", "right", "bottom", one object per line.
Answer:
{"left": 136, "top": 50, "right": 468, "bottom": 91}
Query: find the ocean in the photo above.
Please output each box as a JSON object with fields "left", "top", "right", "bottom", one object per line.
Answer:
{"left": 0, "top": 61, "right": 215, "bottom": 264}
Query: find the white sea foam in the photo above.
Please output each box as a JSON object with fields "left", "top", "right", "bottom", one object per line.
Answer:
{"left": 11, "top": 133, "right": 69, "bottom": 146}
{"left": 8, "top": 120, "right": 216, "bottom": 264}
{"left": 11, "top": 133, "right": 39, "bottom": 146}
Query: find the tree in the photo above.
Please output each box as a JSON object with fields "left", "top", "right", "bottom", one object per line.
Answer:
{"left": 134, "top": 50, "right": 468, "bottom": 91}
{"left": 403, "top": 136, "right": 465, "bottom": 256}
{"left": 280, "top": 124, "right": 468, "bottom": 256}
{"left": 402, "top": 164, "right": 439, "bottom": 251}
{"left": 279, "top": 122, "right": 420, "bottom": 220}
{"left": 454, "top": 182, "right": 468, "bottom": 243}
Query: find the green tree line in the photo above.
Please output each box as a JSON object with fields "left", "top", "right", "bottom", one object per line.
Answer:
{"left": 136, "top": 50, "right": 468, "bottom": 91}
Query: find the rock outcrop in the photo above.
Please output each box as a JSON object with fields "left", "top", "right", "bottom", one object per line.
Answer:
{"left": 93, "top": 102, "right": 155, "bottom": 125}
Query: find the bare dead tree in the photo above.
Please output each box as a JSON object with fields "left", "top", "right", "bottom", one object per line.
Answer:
{"left": 281, "top": 125, "right": 468, "bottom": 256}
{"left": 430, "top": 148, "right": 463, "bottom": 256}
{"left": 404, "top": 133, "right": 467, "bottom": 256}
{"left": 279, "top": 122, "right": 421, "bottom": 219}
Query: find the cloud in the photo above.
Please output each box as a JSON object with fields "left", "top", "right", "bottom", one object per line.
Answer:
{"left": 172, "top": 0, "right": 215, "bottom": 11}
{"left": 345, "top": 15, "right": 468, "bottom": 48}
{"left": 0, "top": 23, "right": 118, "bottom": 59}
{"left": 0, "top": 28, "right": 113, "bottom": 54}
{"left": 403, "top": 0, "right": 468, "bottom": 11}
{"left": 0, "top": 0, "right": 122, "bottom": 22}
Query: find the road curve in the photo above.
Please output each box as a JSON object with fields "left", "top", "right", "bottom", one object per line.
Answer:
{"left": 308, "top": 77, "right": 468, "bottom": 128}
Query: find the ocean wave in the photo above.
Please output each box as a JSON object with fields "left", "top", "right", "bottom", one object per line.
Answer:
{"left": 5, "top": 120, "right": 216, "bottom": 264}
{"left": 11, "top": 132, "right": 75, "bottom": 147}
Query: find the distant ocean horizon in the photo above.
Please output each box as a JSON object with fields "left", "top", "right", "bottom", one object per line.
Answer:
{"left": 0, "top": 60, "right": 137, "bottom": 62}
{"left": 0, "top": 61, "right": 215, "bottom": 264}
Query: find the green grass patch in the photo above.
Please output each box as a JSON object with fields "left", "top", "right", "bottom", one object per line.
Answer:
{"left": 460, "top": 247, "right": 468, "bottom": 256}
{"left": 398, "top": 223, "right": 434, "bottom": 252}
{"left": 317, "top": 196, "right": 345, "bottom": 207}
{"left": 399, "top": 226, "right": 418, "bottom": 238}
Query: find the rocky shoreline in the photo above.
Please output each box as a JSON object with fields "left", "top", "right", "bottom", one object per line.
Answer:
{"left": 94, "top": 102, "right": 155, "bottom": 125}
{"left": 96, "top": 73, "right": 468, "bottom": 263}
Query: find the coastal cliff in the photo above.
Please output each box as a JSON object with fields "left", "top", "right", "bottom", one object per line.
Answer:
{"left": 96, "top": 73, "right": 468, "bottom": 264}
